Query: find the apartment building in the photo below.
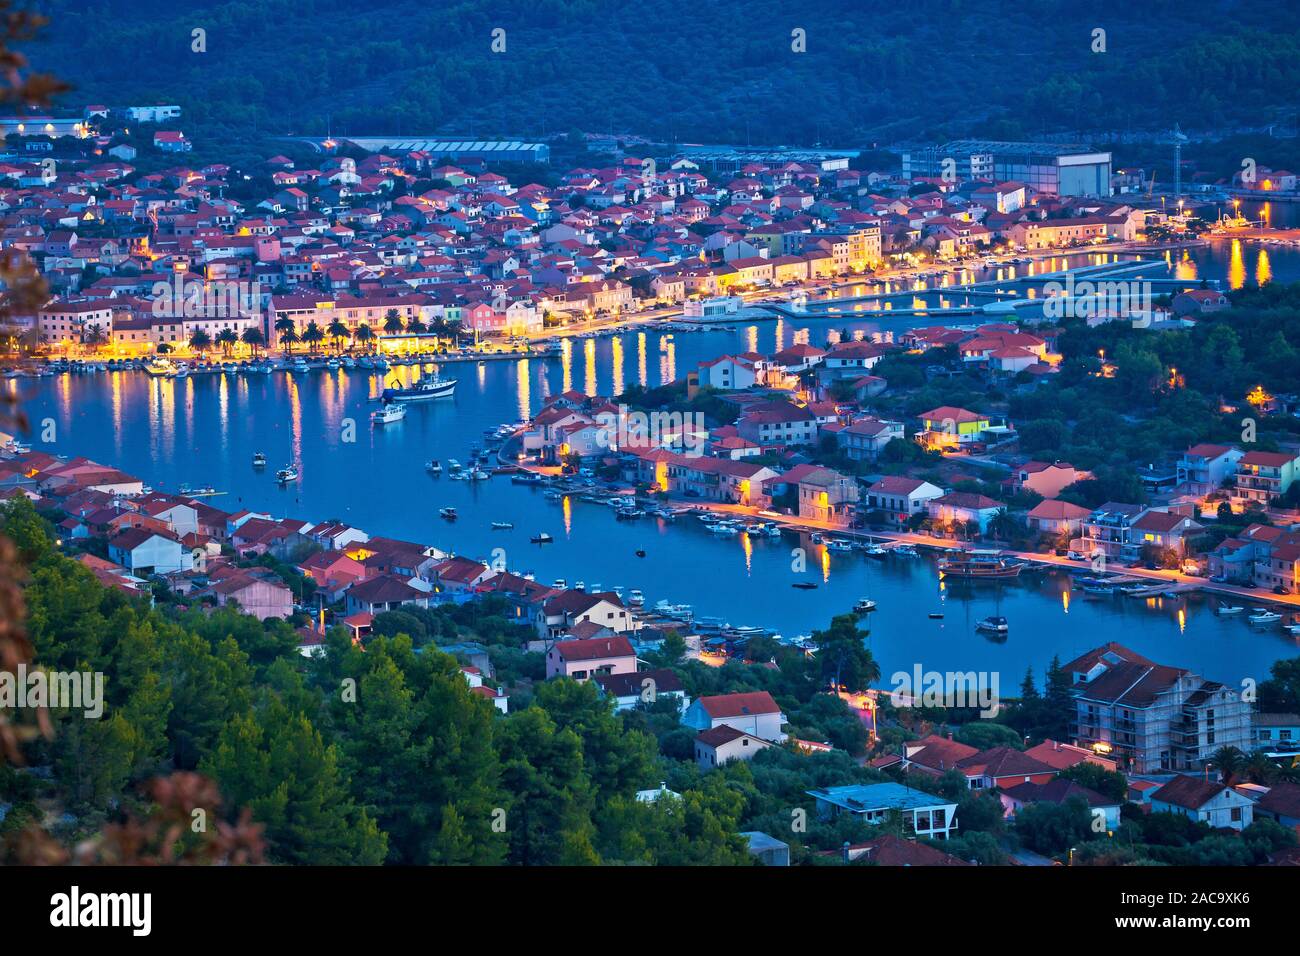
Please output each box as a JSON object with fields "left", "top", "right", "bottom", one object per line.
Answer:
{"left": 1066, "top": 643, "right": 1251, "bottom": 774}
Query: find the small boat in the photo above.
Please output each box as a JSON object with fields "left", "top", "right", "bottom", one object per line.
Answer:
{"left": 552, "top": 578, "right": 567, "bottom": 589}
{"left": 1249, "top": 610, "right": 1283, "bottom": 625}
{"left": 491, "top": 521, "right": 514, "bottom": 530}
{"left": 1160, "top": 590, "right": 1182, "bottom": 600}
{"left": 143, "top": 358, "right": 174, "bottom": 377}
{"left": 628, "top": 589, "right": 645, "bottom": 606}
{"left": 615, "top": 507, "right": 644, "bottom": 520}
{"left": 426, "top": 460, "right": 442, "bottom": 474}
{"left": 976, "top": 615, "right": 1009, "bottom": 634}
{"left": 826, "top": 539, "right": 855, "bottom": 553}
{"left": 276, "top": 464, "right": 298, "bottom": 482}
{"left": 370, "top": 402, "right": 407, "bottom": 425}
{"left": 466, "top": 468, "right": 491, "bottom": 481}
{"left": 894, "top": 544, "right": 918, "bottom": 557}
{"left": 1217, "top": 603, "right": 1243, "bottom": 615}
{"left": 439, "top": 507, "right": 458, "bottom": 521}
{"left": 252, "top": 452, "right": 267, "bottom": 468}
{"left": 854, "top": 598, "right": 877, "bottom": 613}
{"left": 530, "top": 532, "right": 554, "bottom": 544}
{"left": 792, "top": 581, "right": 819, "bottom": 590}
{"left": 178, "top": 484, "right": 216, "bottom": 497}
{"left": 862, "top": 544, "right": 888, "bottom": 557}
{"left": 706, "top": 522, "right": 738, "bottom": 535}
{"left": 447, "top": 459, "right": 462, "bottom": 472}
{"left": 928, "top": 612, "right": 945, "bottom": 619}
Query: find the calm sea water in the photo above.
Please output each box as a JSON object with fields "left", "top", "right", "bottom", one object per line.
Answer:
{"left": 8, "top": 243, "right": 1300, "bottom": 688}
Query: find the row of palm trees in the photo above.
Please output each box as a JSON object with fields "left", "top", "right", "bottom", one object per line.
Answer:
{"left": 188, "top": 327, "right": 267, "bottom": 358}
{"left": 272, "top": 309, "right": 454, "bottom": 356}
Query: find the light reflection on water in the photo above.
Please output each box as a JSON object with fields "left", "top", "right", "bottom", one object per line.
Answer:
{"left": 11, "top": 242, "right": 1300, "bottom": 681}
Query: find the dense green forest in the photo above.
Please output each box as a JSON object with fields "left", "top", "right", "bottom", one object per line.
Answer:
{"left": 31, "top": 0, "right": 1300, "bottom": 146}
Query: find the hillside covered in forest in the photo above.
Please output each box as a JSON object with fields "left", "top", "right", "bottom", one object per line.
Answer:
{"left": 30, "top": 0, "right": 1300, "bottom": 146}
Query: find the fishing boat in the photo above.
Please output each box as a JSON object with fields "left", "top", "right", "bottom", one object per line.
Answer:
{"left": 976, "top": 615, "right": 1009, "bottom": 634}
{"left": 178, "top": 484, "right": 217, "bottom": 497}
{"left": 382, "top": 372, "right": 456, "bottom": 402}
{"left": 854, "top": 598, "right": 877, "bottom": 613}
{"left": 511, "top": 472, "right": 544, "bottom": 485}
{"left": 530, "top": 532, "right": 554, "bottom": 544}
{"left": 439, "top": 507, "right": 458, "bottom": 521}
{"left": 426, "top": 459, "right": 442, "bottom": 474}
{"left": 1217, "top": 603, "right": 1244, "bottom": 615}
{"left": 628, "top": 589, "right": 645, "bottom": 606}
{"left": 252, "top": 452, "right": 267, "bottom": 468}
{"left": 370, "top": 402, "right": 407, "bottom": 425}
{"left": 862, "top": 543, "right": 888, "bottom": 557}
{"left": 894, "top": 544, "right": 918, "bottom": 557}
{"left": 826, "top": 539, "right": 855, "bottom": 553}
{"left": 615, "top": 507, "right": 644, "bottom": 520}
{"left": 552, "top": 578, "right": 567, "bottom": 589}
{"left": 466, "top": 468, "right": 491, "bottom": 481}
{"left": 1249, "top": 610, "right": 1283, "bottom": 626}
{"left": 937, "top": 552, "right": 1023, "bottom": 579}
{"left": 491, "top": 521, "right": 514, "bottom": 530}
{"left": 573, "top": 580, "right": 586, "bottom": 591}
{"left": 275, "top": 464, "right": 299, "bottom": 482}
{"left": 447, "top": 459, "right": 462, "bottom": 472}
{"left": 706, "top": 522, "right": 738, "bottom": 535}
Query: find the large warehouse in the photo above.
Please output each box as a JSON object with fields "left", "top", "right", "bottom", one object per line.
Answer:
{"left": 902, "top": 140, "right": 1113, "bottom": 197}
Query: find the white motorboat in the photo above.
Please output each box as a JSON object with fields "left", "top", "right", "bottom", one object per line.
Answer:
{"left": 854, "top": 598, "right": 877, "bottom": 613}
{"left": 370, "top": 402, "right": 407, "bottom": 425}
{"left": 976, "top": 616, "right": 1009, "bottom": 634}
{"left": 276, "top": 464, "right": 299, "bottom": 482}
{"left": 1249, "top": 610, "right": 1283, "bottom": 625}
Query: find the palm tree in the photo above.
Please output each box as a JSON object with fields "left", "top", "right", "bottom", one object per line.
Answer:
{"left": 301, "top": 321, "right": 324, "bottom": 355}
{"left": 354, "top": 323, "right": 375, "bottom": 353}
{"left": 277, "top": 325, "right": 299, "bottom": 355}
{"left": 1243, "top": 750, "right": 1278, "bottom": 785}
{"left": 327, "top": 320, "right": 349, "bottom": 353}
{"left": 215, "top": 327, "right": 238, "bottom": 357}
{"left": 83, "top": 322, "right": 106, "bottom": 354}
{"left": 189, "top": 329, "right": 211, "bottom": 357}
{"left": 274, "top": 318, "right": 297, "bottom": 355}
{"left": 382, "top": 309, "right": 404, "bottom": 336}
{"left": 1211, "top": 745, "right": 1246, "bottom": 784}
{"left": 241, "top": 327, "right": 265, "bottom": 357}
